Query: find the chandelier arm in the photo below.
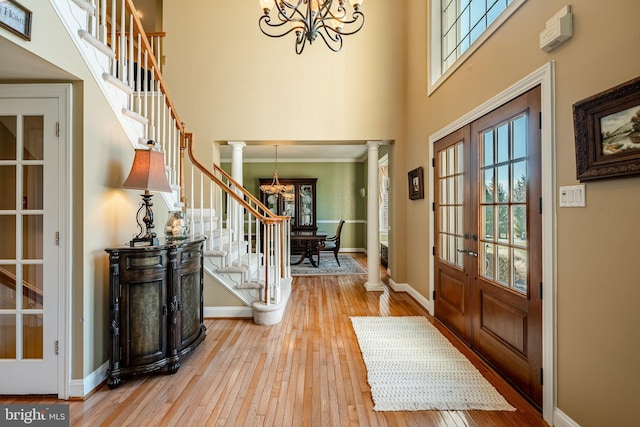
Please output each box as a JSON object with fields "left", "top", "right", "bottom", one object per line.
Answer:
{"left": 295, "top": 31, "right": 307, "bottom": 54}
{"left": 275, "top": 0, "right": 308, "bottom": 23}
{"left": 329, "top": 11, "right": 365, "bottom": 36}
{"left": 259, "top": 15, "right": 304, "bottom": 39}
{"left": 316, "top": 29, "right": 343, "bottom": 52}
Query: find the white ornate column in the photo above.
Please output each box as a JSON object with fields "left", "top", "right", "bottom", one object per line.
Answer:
{"left": 365, "top": 141, "right": 384, "bottom": 291}
{"left": 228, "top": 141, "right": 246, "bottom": 241}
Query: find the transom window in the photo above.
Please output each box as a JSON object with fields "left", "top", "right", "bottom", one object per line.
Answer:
{"left": 430, "top": 0, "right": 526, "bottom": 93}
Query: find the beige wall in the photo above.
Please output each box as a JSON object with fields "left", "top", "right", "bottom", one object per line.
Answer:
{"left": 405, "top": 1, "right": 640, "bottom": 426}
{"left": 6, "top": 0, "right": 639, "bottom": 423}
{"left": 1, "top": 0, "right": 175, "bottom": 378}
{"left": 165, "top": 0, "right": 640, "bottom": 425}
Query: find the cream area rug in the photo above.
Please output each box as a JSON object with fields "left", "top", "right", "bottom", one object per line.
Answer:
{"left": 350, "top": 316, "right": 516, "bottom": 412}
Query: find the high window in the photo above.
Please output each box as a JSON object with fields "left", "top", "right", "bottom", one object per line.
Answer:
{"left": 429, "top": 0, "right": 526, "bottom": 93}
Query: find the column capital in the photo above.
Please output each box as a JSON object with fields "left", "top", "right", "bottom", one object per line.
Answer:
{"left": 228, "top": 141, "right": 246, "bottom": 150}
{"left": 366, "top": 140, "right": 381, "bottom": 149}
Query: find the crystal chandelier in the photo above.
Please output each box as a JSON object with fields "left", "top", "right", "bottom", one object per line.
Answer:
{"left": 258, "top": 0, "right": 365, "bottom": 54}
{"left": 260, "top": 145, "right": 295, "bottom": 197}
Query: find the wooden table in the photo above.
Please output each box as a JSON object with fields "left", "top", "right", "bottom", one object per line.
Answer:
{"left": 290, "top": 231, "right": 327, "bottom": 267}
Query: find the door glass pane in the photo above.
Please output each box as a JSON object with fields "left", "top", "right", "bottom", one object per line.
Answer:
{"left": 0, "top": 216, "right": 16, "bottom": 258}
{"left": 23, "top": 264, "right": 43, "bottom": 309}
{"left": 482, "top": 129, "right": 494, "bottom": 166}
{"left": 497, "top": 245, "right": 510, "bottom": 285}
{"left": 497, "top": 165, "right": 510, "bottom": 202}
{"left": 496, "top": 123, "right": 509, "bottom": 163}
{"left": 512, "top": 205, "right": 527, "bottom": 246}
{"left": 482, "top": 243, "right": 495, "bottom": 279}
{"left": 22, "top": 215, "right": 43, "bottom": 259}
{"left": 23, "top": 116, "right": 44, "bottom": 160}
{"left": 456, "top": 175, "right": 464, "bottom": 204}
{"left": 498, "top": 205, "right": 509, "bottom": 244}
{"left": 512, "top": 115, "right": 527, "bottom": 159}
{"left": 0, "top": 116, "right": 17, "bottom": 160}
{"left": 482, "top": 168, "right": 494, "bottom": 203}
{"left": 512, "top": 161, "right": 527, "bottom": 202}
{"left": 482, "top": 206, "right": 494, "bottom": 241}
{"left": 513, "top": 248, "right": 527, "bottom": 294}
{"left": 0, "top": 166, "right": 16, "bottom": 210}
{"left": 456, "top": 142, "right": 464, "bottom": 173}
{"left": 22, "top": 314, "right": 43, "bottom": 359}
{"left": 0, "top": 265, "right": 17, "bottom": 309}
{"left": 23, "top": 165, "right": 43, "bottom": 210}
{"left": 0, "top": 314, "right": 16, "bottom": 359}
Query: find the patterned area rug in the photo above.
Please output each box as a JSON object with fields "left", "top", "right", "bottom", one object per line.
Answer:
{"left": 350, "top": 316, "right": 516, "bottom": 412}
{"left": 291, "top": 254, "right": 366, "bottom": 276}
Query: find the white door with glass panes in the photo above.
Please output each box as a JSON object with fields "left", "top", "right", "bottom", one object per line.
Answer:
{"left": 0, "top": 97, "right": 60, "bottom": 394}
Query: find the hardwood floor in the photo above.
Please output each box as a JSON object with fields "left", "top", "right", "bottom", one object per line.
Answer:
{"left": 1, "top": 253, "right": 548, "bottom": 426}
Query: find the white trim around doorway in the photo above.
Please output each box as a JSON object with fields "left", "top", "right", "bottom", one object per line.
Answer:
{"left": 0, "top": 83, "right": 73, "bottom": 399}
{"left": 427, "top": 62, "right": 556, "bottom": 425}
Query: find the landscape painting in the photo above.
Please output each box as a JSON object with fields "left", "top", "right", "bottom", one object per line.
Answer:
{"left": 600, "top": 105, "right": 640, "bottom": 156}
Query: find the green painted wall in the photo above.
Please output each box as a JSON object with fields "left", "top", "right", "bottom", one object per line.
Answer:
{"left": 223, "top": 161, "right": 367, "bottom": 250}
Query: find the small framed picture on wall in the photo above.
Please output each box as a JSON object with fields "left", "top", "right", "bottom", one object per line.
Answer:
{"left": 408, "top": 167, "right": 424, "bottom": 200}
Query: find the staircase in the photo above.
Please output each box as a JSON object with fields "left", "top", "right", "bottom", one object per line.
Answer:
{"left": 53, "top": 0, "right": 292, "bottom": 325}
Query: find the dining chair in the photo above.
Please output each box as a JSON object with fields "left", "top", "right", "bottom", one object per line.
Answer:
{"left": 317, "top": 220, "right": 345, "bottom": 266}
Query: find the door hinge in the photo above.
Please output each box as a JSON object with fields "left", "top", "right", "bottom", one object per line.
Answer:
{"left": 432, "top": 290, "right": 436, "bottom": 300}
{"left": 55, "top": 232, "right": 60, "bottom": 246}
{"left": 540, "top": 282, "right": 543, "bottom": 299}
{"left": 432, "top": 246, "right": 436, "bottom": 256}
{"left": 540, "top": 368, "right": 544, "bottom": 385}
{"left": 432, "top": 157, "right": 435, "bottom": 167}
{"left": 539, "top": 197, "right": 543, "bottom": 214}
{"left": 55, "top": 340, "right": 59, "bottom": 355}
{"left": 538, "top": 112, "right": 542, "bottom": 130}
{"left": 56, "top": 122, "right": 60, "bottom": 137}
{"left": 432, "top": 202, "right": 436, "bottom": 212}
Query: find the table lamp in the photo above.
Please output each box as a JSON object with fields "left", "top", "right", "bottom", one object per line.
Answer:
{"left": 122, "top": 140, "right": 172, "bottom": 247}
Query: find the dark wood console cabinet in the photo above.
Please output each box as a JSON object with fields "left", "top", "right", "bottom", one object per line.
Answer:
{"left": 104, "top": 237, "right": 207, "bottom": 388}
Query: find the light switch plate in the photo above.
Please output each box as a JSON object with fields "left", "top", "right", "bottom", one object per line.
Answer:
{"left": 559, "top": 184, "right": 585, "bottom": 207}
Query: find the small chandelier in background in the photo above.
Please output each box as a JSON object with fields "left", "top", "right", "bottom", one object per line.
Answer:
{"left": 260, "top": 145, "right": 295, "bottom": 198}
{"left": 258, "top": 0, "right": 365, "bottom": 54}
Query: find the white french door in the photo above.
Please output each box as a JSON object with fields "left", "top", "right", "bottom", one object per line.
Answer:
{"left": 0, "top": 96, "right": 60, "bottom": 394}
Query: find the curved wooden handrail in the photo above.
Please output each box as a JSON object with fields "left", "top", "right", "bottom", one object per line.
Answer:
{"left": 184, "top": 134, "right": 283, "bottom": 225}
{"left": 212, "top": 164, "right": 288, "bottom": 221}
{"left": 124, "top": 0, "right": 184, "bottom": 135}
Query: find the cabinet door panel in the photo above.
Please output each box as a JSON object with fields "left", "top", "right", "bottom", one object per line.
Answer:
{"left": 126, "top": 279, "right": 167, "bottom": 364}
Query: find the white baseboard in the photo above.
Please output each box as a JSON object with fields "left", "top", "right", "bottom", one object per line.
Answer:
{"left": 69, "top": 361, "right": 108, "bottom": 398}
{"left": 204, "top": 306, "right": 253, "bottom": 318}
{"left": 553, "top": 408, "right": 581, "bottom": 427}
{"left": 387, "top": 278, "right": 433, "bottom": 315}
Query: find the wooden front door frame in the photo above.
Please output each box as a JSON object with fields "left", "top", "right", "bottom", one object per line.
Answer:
{"left": 427, "top": 62, "right": 556, "bottom": 424}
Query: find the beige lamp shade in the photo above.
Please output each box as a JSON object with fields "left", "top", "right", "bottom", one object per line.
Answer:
{"left": 122, "top": 144, "right": 172, "bottom": 193}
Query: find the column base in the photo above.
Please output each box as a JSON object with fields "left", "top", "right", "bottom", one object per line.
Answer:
{"left": 364, "top": 281, "right": 385, "bottom": 292}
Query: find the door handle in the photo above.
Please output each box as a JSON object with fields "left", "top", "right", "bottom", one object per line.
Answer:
{"left": 457, "top": 249, "right": 478, "bottom": 257}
